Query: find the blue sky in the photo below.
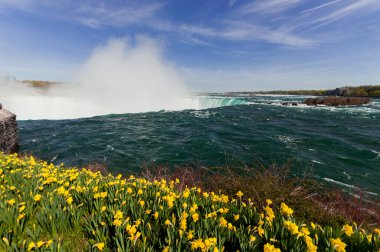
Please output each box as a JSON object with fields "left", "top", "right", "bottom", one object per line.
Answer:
{"left": 0, "top": 0, "right": 380, "bottom": 91}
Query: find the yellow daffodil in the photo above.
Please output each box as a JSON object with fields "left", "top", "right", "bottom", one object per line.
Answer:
{"left": 153, "top": 211, "right": 159, "bottom": 219}
{"left": 46, "top": 240, "right": 53, "bottom": 247}
{"left": 342, "top": 224, "right": 353, "bottom": 237}
{"left": 114, "top": 210, "right": 123, "bottom": 219}
{"left": 263, "top": 243, "right": 281, "bottom": 252}
{"left": 284, "top": 220, "right": 299, "bottom": 235}
{"left": 192, "top": 213, "right": 199, "bottom": 222}
{"left": 113, "top": 219, "right": 122, "bottom": 227}
{"left": 305, "top": 236, "right": 317, "bottom": 252}
{"left": 34, "top": 194, "right": 42, "bottom": 202}
{"left": 280, "top": 202, "right": 293, "bottom": 216}
{"left": 66, "top": 196, "right": 73, "bottom": 205}
{"left": 258, "top": 226, "right": 265, "bottom": 237}
{"left": 7, "top": 199, "right": 16, "bottom": 205}
{"left": 330, "top": 238, "right": 346, "bottom": 252}
{"left": 94, "top": 242, "right": 105, "bottom": 251}
{"left": 28, "top": 242, "right": 35, "bottom": 251}
{"left": 236, "top": 191, "right": 243, "bottom": 197}
{"left": 36, "top": 241, "right": 45, "bottom": 248}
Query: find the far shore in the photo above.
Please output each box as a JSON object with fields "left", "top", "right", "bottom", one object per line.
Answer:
{"left": 204, "top": 85, "right": 380, "bottom": 98}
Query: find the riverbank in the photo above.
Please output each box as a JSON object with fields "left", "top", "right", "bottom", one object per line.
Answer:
{"left": 140, "top": 163, "right": 380, "bottom": 228}
{"left": 1, "top": 153, "right": 379, "bottom": 251}
{"left": 254, "top": 85, "right": 380, "bottom": 97}
{"left": 206, "top": 85, "right": 380, "bottom": 98}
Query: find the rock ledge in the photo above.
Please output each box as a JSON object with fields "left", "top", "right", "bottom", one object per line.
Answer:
{"left": 0, "top": 107, "right": 18, "bottom": 153}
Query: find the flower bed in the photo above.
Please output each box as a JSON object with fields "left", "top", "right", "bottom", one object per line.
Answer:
{"left": 0, "top": 153, "right": 379, "bottom": 251}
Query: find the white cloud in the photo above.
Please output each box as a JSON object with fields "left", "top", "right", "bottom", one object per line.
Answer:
{"left": 177, "top": 22, "right": 314, "bottom": 47}
{"left": 300, "top": 0, "right": 380, "bottom": 30}
{"left": 0, "top": 0, "right": 164, "bottom": 28}
{"left": 238, "top": 0, "right": 302, "bottom": 15}
{"left": 0, "top": 0, "right": 316, "bottom": 48}
{"left": 301, "top": 0, "right": 342, "bottom": 14}
{"left": 148, "top": 18, "right": 313, "bottom": 47}
{"left": 1, "top": 0, "right": 378, "bottom": 51}
{"left": 76, "top": 2, "right": 163, "bottom": 27}
{"left": 221, "top": 22, "right": 314, "bottom": 47}
{"left": 228, "top": 0, "right": 238, "bottom": 8}
{"left": 178, "top": 35, "right": 214, "bottom": 47}
{"left": 315, "top": 0, "right": 380, "bottom": 24}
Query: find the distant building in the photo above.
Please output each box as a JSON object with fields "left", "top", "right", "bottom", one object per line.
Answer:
{"left": 326, "top": 88, "right": 340, "bottom": 96}
{"left": 326, "top": 87, "right": 349, "bottom": 96}
{"left": 0, "top": 75, "right": 16, "bottom": 82}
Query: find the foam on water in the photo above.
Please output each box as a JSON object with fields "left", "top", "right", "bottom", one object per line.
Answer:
{"left": 323, "top": 178, "right": 378, "bottom": 196}
{"left": 312, "top": 160, "right": 325, "bottom": 165}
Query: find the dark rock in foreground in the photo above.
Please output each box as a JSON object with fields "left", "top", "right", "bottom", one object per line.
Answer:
{"left": 0, "top": 107, "right": 18, "bottom": 153}
{"left": 281, "top": 102, "right": 298, "bottom": 106}
{"left": 303, "top": 97, "right": 371, "bottom": 106}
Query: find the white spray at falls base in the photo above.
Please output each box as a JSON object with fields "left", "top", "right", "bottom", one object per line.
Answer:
{"left": 0, "top": 37, "right": 194, "bottom": 120}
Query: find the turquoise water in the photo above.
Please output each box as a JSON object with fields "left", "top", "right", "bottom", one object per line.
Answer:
{"left": 18, "top": 95, "right": 380, "bottom": 193}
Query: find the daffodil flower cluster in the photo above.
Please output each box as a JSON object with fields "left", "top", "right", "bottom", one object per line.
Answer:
{"left": 0, "top": 153, "right": 379, "bottom": 251}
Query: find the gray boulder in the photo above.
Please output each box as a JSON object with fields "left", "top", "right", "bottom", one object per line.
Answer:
{"left": 0, "top": 108, "right": 18, "bottom": 153}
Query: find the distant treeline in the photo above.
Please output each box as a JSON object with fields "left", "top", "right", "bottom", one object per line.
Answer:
{"left": 255, "top": 85, "right": 380, "bottom": 97}
{"left": 21, "top": 80, "right": 60, "bottom": 87}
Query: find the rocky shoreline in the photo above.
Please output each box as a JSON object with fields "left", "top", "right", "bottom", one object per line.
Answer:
{"left": 304, "top": 97, "right": 371, "bottom": 106}
{"left": 280, "top": 96, "right": 371, "bottom": 107}
{"left": 0, "top": 103, "right": 18, "bottom": 153}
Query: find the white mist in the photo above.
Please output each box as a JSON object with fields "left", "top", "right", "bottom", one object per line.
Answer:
{"left": 0, "top": 36, "right": 191, "bottom": 120}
